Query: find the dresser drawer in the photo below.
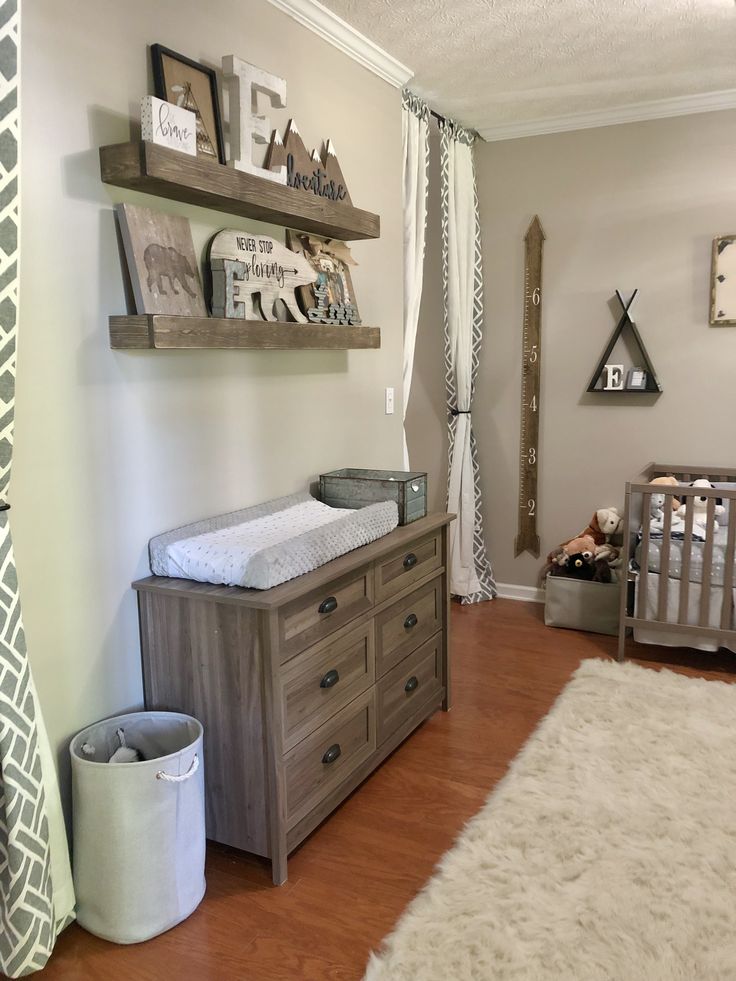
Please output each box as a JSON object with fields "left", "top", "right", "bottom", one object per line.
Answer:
{"left": 374, "top": 531, "right": 442, "bottom": 603}
{"left": 377, "top": 632, "right": 442, "bottom": 745}
{"left": 280, "top": 621, "right": 374, "bottom": 752}
{"left": 284, "top": 689, "right": 376, "bottom": 828}
{"left": 375, "top": 576, "right": 443, "bottom": 677}
{"left": 278, "top": 565, "right": 373, "bottom": 662}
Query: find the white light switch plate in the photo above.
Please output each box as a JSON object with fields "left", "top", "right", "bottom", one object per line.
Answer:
{"left": 385, "top": 387, "right": 395, "bottom": 414}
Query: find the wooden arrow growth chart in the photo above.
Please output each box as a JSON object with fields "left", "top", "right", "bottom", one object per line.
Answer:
{"left": 515, "top": 216, "right": 546, "bottom": 558}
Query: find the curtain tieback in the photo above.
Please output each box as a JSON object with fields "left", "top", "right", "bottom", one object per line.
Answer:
{"left": 0, "top": 502, "right": 10, "bottom": 511}
{"left": 449, "top": 407, "right": 471, "bottom": 416}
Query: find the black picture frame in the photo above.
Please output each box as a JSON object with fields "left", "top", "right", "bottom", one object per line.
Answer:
{"left": 626, "top": 367, "right": 648, "bottom": 391}
{"left": 150, "top": 44, "right": 225, "bottom": 165}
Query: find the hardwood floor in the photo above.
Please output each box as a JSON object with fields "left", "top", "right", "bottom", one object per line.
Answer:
{"left": 35, "top": 600, "right": 736, "bottom": 981}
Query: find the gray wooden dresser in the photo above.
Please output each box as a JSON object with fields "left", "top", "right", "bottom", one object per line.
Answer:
{"left": 133, "top": 512, "right": 453, "bottom": 884}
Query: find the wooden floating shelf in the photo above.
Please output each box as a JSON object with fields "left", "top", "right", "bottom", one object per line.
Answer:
{"left": 109, "top": 315, "right": 381, "bottom": 351}
{"left": 100, "top": 142, "right": 380, "bottom": 242}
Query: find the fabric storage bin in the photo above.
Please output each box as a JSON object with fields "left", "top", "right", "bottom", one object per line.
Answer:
{"left": 319, "top": 468, "right": 427, "bottom": 525}
{"left": 544, "top": 577, "right": 620, "bottom": 636}
{"left": 70, "top": 711, "right": 205, "bottom": 944}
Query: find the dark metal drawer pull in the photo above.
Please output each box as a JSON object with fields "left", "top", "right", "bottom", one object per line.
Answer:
{"left": 321, "top": 743, "right": 341, "bottom": 765}
{"left": 318, "top": 596, "right": 338, "bottom": 615}
{"left": 404, "top": 613, "right": 418, "bottom": 630}
{"left": 405, "top": 675, "right": 419, "bottom": 693}
{"left": 403, "top": 553, "right": 418, "bottom": 570}
{"left": 320, "top": 669, "right": 340, "bottom": 689}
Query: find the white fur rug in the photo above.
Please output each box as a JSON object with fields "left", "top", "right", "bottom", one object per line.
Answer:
{"left": 364, "top": 658, "right": 736, "bottom": 981}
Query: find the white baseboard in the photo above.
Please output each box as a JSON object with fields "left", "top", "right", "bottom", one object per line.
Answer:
{"left": 496, "top": 582, "right": 545, "bottom": 604}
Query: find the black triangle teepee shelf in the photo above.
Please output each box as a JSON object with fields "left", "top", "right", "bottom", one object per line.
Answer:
{"left": 587, "top": 289, "right": 662, "bottom": 394}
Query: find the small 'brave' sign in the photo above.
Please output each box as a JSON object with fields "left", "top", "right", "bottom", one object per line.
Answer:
{"left": 141, "top": 96, "right": 197, "bottom": 156}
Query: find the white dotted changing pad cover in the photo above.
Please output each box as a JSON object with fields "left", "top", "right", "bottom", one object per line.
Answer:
{"left": 149, "top": 492, "right": 399, "bottom": 590}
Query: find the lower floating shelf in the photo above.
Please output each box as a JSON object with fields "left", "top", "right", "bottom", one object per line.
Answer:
{"left": 109, "top": 315, "right": 381, "bottom": 351}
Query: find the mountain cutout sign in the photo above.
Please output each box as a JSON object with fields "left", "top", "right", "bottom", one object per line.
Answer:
{"left": 265, "top": 120, "right": 352, "bottom": 204}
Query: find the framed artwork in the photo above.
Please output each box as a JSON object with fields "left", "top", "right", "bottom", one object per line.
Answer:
{"left": 151, "top": 44, "right": 225, "bottom": 164}
{"left": 115, "top": 203, "right": 207, "bottom": 317}
{"left": 710, "top": 235, "right": 736, "bottom": 325}
{"left": 286, "top": 231, "right": 361, "bottom": 325}
{"left": 626, "top": 367, "right": 647, "bottom": 390}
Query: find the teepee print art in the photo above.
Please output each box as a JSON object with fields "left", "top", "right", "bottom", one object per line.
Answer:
{"left": 172, "top": 82, "right": 216, "bottom": 158}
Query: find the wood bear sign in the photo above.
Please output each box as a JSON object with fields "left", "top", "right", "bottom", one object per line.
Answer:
{"left": 208, "top": 230, "right": 317, "bottom": 322}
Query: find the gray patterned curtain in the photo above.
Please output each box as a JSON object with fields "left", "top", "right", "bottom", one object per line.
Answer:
{"left": 0, "top": 1, "right": 75, "bottom": 974}
{"left": 439, "top": 118, "right": 495, "bottom": 604}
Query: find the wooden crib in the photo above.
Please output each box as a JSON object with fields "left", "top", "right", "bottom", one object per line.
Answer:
{"left": 618, "top": 464, "right": 736, "bottom": 661}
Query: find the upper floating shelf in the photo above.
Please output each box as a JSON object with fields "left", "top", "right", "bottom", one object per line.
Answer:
{"left": 99, "top": 142, "right": 380, "bottom": 242}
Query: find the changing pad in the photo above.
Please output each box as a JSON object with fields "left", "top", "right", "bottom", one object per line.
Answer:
{"left": 149, "top": 492, "right": 399, "bottom": 590}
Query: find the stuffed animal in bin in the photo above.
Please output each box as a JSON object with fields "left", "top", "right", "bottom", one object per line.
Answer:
{"left": 540, "top": 535, "right": 595, "bottom": 583}
{"left": 676, "top": 479, "right": 725, "bottom": 534}
{"left": 565, "top": 552, "right": 595, "bottom": 581}
{"left": 562, "top": 507, "right": 623, "bottom": 549}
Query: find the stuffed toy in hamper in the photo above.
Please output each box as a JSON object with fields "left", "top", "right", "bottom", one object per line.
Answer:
{"left": 70, "top": 711, "right": 205, "bottom": 944}
{"left": 542, "top": 505, "right": 622, "bottom": 636}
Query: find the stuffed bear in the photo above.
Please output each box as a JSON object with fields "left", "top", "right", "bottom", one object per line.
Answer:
{"left": 648, "top": 475, "right": 680, "bottom": 512}
{"left": 676, "top": 478, "right": 725, "bottom": 534}
{"left": 542, "top": 535, "right": 595, "bottom": 580}
{"left": 565, "top": 552, "right": 595, "bottom": 581}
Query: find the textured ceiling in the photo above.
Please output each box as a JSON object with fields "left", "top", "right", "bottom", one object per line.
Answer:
{"left": 319, "top": 0, "right": 736, "bottom": 133}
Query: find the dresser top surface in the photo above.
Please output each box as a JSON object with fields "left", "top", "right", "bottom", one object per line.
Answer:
{"left": 133, "top": 512, "right": 454, "bottom": 610}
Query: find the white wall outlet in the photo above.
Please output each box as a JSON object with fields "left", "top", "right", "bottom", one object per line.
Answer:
{"left": 385, "top": 387, "right": 395, "bottom": 415}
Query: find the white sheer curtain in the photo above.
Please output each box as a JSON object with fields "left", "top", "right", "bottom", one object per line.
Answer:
{"left": 439, "top": 118, "right": 496, "bottom": 603}
{"left": 401, "top": 90, "right": 429, "bottom": 469}
{"left": 0, "top": 4, "right": 75, "bottom": 975}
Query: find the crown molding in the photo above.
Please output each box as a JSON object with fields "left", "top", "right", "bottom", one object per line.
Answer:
{"left": 265, "top": 0, "right": 413, "bottom": 88}
{"left": 478, "top": 89, "right": 736, "bottom": 142}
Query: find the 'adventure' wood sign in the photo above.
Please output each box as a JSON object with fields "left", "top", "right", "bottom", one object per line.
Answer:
{"left": 221, "top": 54, "right": 353, "bottom": 202}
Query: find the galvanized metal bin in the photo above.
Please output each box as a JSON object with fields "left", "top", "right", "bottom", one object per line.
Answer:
{"left": 319, "top": 468, "right": 428, "bottom": 525}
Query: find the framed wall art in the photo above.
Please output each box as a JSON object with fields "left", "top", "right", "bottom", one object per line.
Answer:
{"left": 626, "top": 367, "right": 647, "bottom": 390}
{"left": 151, "top": 44, "right": 225, "bottom": 164}
{"left": 710, "top": 235, "right": 736, "bottom": 325}
{"left": 115, "top": 203, "right": 207, "bottom": 317}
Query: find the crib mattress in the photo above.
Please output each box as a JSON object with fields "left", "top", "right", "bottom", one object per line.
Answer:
{"left": 635, "top": 524, "right": 736, "bottom": 587}
{"left": 150, "top": 492, "right": 399, "bottom": 590}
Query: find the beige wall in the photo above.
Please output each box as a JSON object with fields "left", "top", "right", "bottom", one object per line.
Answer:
{"left": 409, "top": 109, "right": 736, "bottom": 590}
{"left": 16, "top": 0, "right": 403, "bottom": 807}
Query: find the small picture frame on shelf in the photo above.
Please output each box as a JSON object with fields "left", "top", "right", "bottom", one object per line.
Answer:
{"left": 151, "top": 44, "right": 225, "bottom": 164}
{"left": 626, "top": 367, "right": 648, "bottom": 390}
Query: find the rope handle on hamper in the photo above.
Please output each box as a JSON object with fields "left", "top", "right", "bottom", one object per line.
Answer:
{"left": 156, "top": 753, "right": 199, "bottom": 783}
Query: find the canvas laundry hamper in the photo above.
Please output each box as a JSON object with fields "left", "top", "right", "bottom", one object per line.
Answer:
{"left": 544, "top": 577, "right": 620, "bottom": 636}
{"left": 70, "top": 711, "right": 205, "bottom": 944}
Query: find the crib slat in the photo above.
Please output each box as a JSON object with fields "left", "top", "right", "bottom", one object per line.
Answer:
{"left": 678, "top": 500, "right": 694, "bottom": 625}
{"left": 699, "top": 497, "right": 716, "bottom": 627}
{"left": 657, "top": 501, "right": 672, "bottom": 622}
{"left": 638, "top": 492, "right": 651, "bottom": 623}
{"left": 721, "top": 506, "right": 736, "bottom": 629}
